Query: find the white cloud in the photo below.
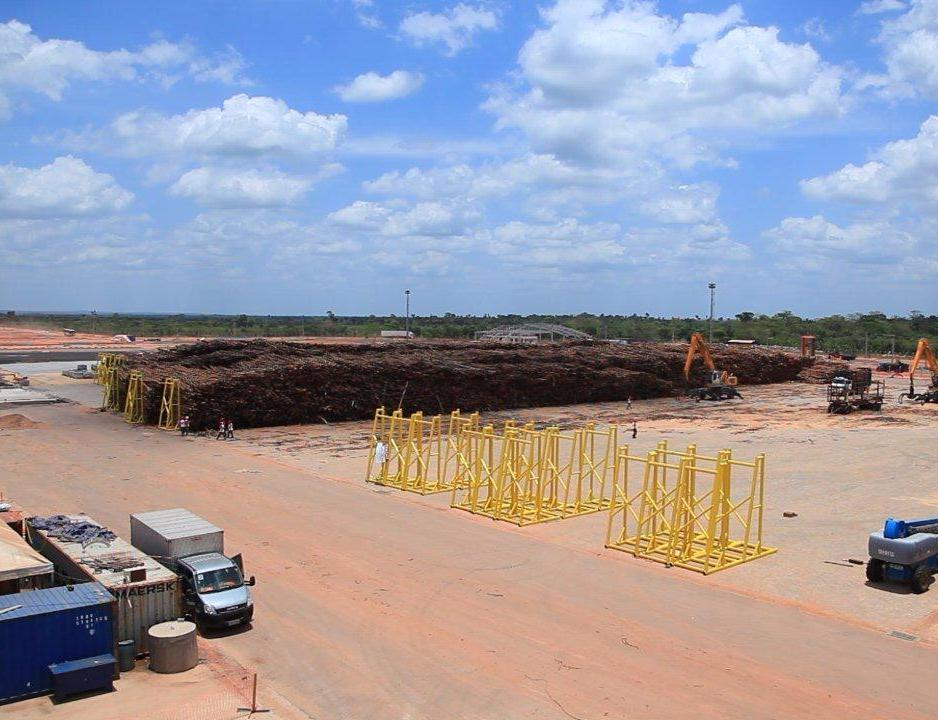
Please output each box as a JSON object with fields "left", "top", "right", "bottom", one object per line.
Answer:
{"left": 0, "top": 156, "right": 133, "bottom": 218}
{"left": 0, "top": 215, "right": 157, "bottom": 269}
{"left": 764, "top": 215, "right": 915, "bottom": 269}
{"left": 0, "top": 20, "right": 248, "bottom": 120}
{"left": 858, "top": 0, "right": 907, "bottom": 15}
{"left": 800, "top": 18, "right": 831, "bottom": 42}
{"left": 487, "top": 1, "right": 844, "bottom": 170}
{"left": 169, "top": 167, "right": 311, "bottom": 208}
{"left": 352, "top": 0, "right": 383, "bottom": 29}
{"left": 327, "top": 199, "right": 480, "bottom": 237}
{"left": 490, "top": 219, "right": 626, "bottom": 266}
{"left": 802, "top": 115, "right": 938, "bottom": 204}
{"left": 865, "top": 0, "right": 938, "bottom": 97}
{"left": 110, "top": 94, "right": 347, "bottom": 158}
{"left": 334, "top": 70, "right": 424, "bottom": 102}
{"left": 188, "top": 45, "right": 250, "bottom": 85}
{"left": 363, "top": 155, "right": 717, "bottom": 225}
{"left": 400, "top": 3, "right": 498, "bottom": 55}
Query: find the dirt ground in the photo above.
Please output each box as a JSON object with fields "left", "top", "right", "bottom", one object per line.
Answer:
{"left": 0, "top": 326, "right": 378, "bottom": 355}
{"left": 3, "top": 370, "right": 938, "bottom": 718}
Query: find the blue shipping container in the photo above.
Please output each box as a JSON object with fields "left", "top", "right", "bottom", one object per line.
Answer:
{"left": 0, "top": 582, "right": 114, "bottom": 704}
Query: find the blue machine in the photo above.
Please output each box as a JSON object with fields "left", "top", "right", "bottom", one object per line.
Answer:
{"left": 867, "top": 517, "right": 938, "bottom": 593}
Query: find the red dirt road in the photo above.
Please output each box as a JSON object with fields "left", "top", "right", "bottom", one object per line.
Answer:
{"left": 3, "top": 402, "right": 936, "bottom": 719}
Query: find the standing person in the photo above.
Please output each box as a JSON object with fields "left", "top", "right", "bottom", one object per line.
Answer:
{"left": 374, "top": 440, "right": 388, "bottom": 477}
{"left": 632, "top": 421, "right": 638, "bottom": 439}
{"left": 226, "top": 419, "right": 235, "bottom": 440}
{"left": 179, "top": 416, "right": 189, "bottom": 437}
{"left": 216, "top": 417, "right": 226, "bottom": 440}
{"left": 626, "top": 396, "right": 632, "bottom": 410}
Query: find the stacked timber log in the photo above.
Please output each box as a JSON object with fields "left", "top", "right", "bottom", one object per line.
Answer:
{"left": 120, "top": 339, "right": 810, "bottom": 430}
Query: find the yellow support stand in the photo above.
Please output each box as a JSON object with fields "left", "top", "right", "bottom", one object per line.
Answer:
{"left": 158, "top": 378, "right": 182, "bottom": 431}
{"left": 450, "top": 422, "right": 615, "bottom": 525}
{"left": 364, "top": 407, "right": 776, "bottom": 571}
{"left": 605, "top": 440, "right": 776, "bottom": 574}
{"left": 101, "top": 365, "right": 124, "bottom": 411}
{"left": 366, "top": 407, "right": 479, "bottom": 494}
{"left": 123, "top": 371, "right": 145, "bottom": 424}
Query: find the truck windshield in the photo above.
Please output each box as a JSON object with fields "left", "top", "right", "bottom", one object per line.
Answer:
{"left": 195, "top": 566, "right": 243, "bottom": 594}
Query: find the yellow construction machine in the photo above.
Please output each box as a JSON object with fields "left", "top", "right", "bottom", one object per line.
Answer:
{"left": 899, "top": 338, "right": 938, "bottom": 404}
{"left": 683, "top": 332, "right": 741, "bottom": 401}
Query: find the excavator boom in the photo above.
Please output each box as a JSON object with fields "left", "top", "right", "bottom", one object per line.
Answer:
{"left": 684, "top": 332, "right": 716, "bottom": 380}
{"left": 901, "top": 338, "right": 938, "bottom": 404}
{"left": 910, "top": 338, "right": 938, "bottom": 378}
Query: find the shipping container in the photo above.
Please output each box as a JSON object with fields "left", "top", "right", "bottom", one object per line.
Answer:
{"left": 0, "top": 582, "right": 115, "bottom": 704}
{"left": 0, "top": 521, "right": 53, "bottom": 595}
{"left": 130, "top": 508, "right": 224, "bottom": 564}
{"left": 28, "top": 515, "right": 180, "bottom": 655}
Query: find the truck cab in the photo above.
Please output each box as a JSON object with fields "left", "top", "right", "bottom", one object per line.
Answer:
{"left": 129, "top": 508, "right": 257, "bottom": 631}
{"left": 177, "top": 552, "right": 255, "bottom": 628}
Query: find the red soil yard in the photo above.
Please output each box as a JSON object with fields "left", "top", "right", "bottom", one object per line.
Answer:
{"left": 2, "top": 369, "right": 938, "bottom": 719}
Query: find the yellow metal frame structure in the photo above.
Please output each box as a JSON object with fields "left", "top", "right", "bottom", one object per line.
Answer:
{"left": 364, "top": 407, "right": 776, "bottom": 571}
{"left": 451, "top": 421, "right": 616, "bottom": 525}
{"left": 101, "top": 365, "right": 124, "bottom": 411}
{"left": 95, "top": 353, "right": 125, "bottom": 385}
{"left": 366, "top": 407, "right": 480, "bottom": 494}
{"left": 158, "top": 378, "right": 182, "bottom": 430}
{"left": 123, "top": 371, "right": 145, "bottom": 424}
{"left": 605, "top": 440, "right": 776, "bottom": 574}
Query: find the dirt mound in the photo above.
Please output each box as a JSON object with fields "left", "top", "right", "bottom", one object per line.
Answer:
{"left": 119, "top": 339, "right": 809, "bottom": 430}
{"left": 0, "top": 413, "right": 44, "bottom": 429}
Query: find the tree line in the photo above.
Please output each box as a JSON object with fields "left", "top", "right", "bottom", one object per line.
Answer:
{"left": 3, "top": 309, "right": 936, "bottom": 355}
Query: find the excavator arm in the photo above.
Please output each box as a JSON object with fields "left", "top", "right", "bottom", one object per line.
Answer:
{"left": 910, "top": 338, "right": 938, "bottom": 377}
{"left": 909, "top": 338, "right": 938, "bottom": 393}
{"left": 684, "top": 332, "right": 717, "bottom": 381}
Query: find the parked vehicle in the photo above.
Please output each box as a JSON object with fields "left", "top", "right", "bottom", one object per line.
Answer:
{"left": 130, "top": 509, "right": 255, "bottom": 629}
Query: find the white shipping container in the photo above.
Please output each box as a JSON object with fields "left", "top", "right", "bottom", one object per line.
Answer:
{"left": 130, "top": 508, "right": 224, "bottom": 563}
{"left": 27, "top": 514, "right": 180, "bottom": 655}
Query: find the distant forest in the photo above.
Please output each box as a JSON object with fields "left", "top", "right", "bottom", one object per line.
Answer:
{"left": 4, "top": 309, "right": 937, "bottom": 355}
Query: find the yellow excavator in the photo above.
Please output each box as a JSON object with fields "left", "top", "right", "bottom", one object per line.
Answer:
{"left": 899, "top": 338, "right": 938, "bottom": 404}
{"left": 683, "top": 332, "right": 741, "bottom": 401}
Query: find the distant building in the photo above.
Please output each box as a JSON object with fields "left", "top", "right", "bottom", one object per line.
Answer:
{"left": 475, "top": 323, "right": 593, "bottom": 344}
{"left": 380, "top": 330, "right": 414, "bottom": 339}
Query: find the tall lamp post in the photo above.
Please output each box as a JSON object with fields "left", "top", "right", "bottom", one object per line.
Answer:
{"left": 708, "top": 282, "right": 716, "bottom": 343}
{"left": 404, "top": 289, "right": 411, "bottom": 336}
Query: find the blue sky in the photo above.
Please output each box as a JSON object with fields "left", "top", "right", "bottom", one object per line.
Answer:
{"left": 1, "top": 0, "right": 937, "bottom": 317}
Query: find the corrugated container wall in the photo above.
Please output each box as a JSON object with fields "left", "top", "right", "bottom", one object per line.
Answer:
{"left": 130, "top": 508, "right": 224, "bottom": 563}
{"left": 0, "top": 583, "right": 115, "bottom": 704}
{"left": 27, "top": 515, "right": 180, "bottom": 655}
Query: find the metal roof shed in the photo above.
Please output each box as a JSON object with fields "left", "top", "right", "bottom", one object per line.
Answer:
{"left": 0, "top": 522, "right": 53, "bottom": 595}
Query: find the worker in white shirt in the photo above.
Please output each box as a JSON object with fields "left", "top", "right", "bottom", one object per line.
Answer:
{"left": 374, "top": 440, "right": 389, "bottom": 476}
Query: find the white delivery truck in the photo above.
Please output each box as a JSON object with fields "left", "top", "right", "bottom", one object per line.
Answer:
{"left": 130, "top": 508, "right": 256, "bottom": 629}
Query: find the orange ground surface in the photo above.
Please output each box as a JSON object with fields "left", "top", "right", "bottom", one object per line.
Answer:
{"left": 3, "top": 371, "right": 938, "bottom": 719}
{"left": 0, "top": 326, "right": 377, "bottom": 353}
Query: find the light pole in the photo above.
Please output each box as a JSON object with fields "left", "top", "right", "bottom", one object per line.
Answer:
{"left": 404, "top": 290, "right": 411, "bottom": 336}
{"left": 708, "top": 283, "right": 716, "bottom": 343}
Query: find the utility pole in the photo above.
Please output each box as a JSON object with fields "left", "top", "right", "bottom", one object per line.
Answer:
{"left": 91, "top": 310, "right": 96, "bottom": 334}
{"left": 404, "top": 289, "right": 411, "bottom": 336}
{"left": 708, "top": 283, "right": 716, "bottom": 343}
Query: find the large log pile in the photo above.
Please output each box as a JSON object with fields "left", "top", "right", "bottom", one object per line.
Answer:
{"left": 121, "top": 339, "right": 809, "bottom": 430}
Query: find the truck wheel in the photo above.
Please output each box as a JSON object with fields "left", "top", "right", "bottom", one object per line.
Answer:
{"left": 911, "top": 567, "right": 932, "bottom": 594}
{"left": 866, "top": 559, "right": 884, "bottom": 583}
